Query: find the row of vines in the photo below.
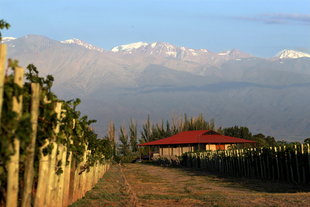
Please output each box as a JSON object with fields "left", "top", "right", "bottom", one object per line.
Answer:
{"left": 182, "top": 144, "right": 310, "bottom": 184}
{"left": 0, "top": 44, "right": 113, "bottom": 207}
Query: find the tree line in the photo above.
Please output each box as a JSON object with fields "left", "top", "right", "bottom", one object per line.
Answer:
{"left": 108, "top": 114, "right": 309, "bottom": 161}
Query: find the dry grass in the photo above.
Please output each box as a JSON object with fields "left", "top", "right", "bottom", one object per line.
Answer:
{"left": 69, "top": 165, "right": 131, "bottom": 207}
{"left": 124, "top": 163, "right": 310, "bottom": 207}
{"left": 71, "top": 163, "right": 310, "bottom": 207}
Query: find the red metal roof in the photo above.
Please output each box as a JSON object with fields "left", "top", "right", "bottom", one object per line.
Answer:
{"left": 138, "top": 130, "right": 255, "bottom": 146}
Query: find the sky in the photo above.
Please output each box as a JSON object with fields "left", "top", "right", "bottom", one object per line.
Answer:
{"left": 1, "top": 0, "right": 310, "bottom": 57}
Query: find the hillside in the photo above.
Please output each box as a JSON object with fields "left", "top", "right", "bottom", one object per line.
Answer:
{"left": 4, "top": 35, "right": 310, "bottom": 140}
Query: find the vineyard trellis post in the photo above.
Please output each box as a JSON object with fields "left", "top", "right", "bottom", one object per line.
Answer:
{"left": 6, "top": 67, "right": 24, "bottom": 207}
{"left": 0, "top": 44, "right": 111, "bottom": 207}
{"left": 34, "top": 139, "right": 50, "bottom": 207}
{"left": 0, "top": 44, "right": 6, "bottom": 122}
{"left": 62, "top": 137, "right": 73, "bottom": 207}
{"left": 21, "top": 83, "right": 41, "bottom": 207}
{"left": 53, "top": 108, "right": 68, "bottom": 207}
{"left": 45, "top": 102, "right": 62, "bottom": 207}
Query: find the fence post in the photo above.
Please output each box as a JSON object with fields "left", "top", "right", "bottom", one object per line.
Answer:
{"left": 68, "top": 158, "right": 77, "bottom": 205}
{"left": 21, "top": 83, "right": 41, "bottom": 207}
{"left": 294, "top": 145, "right": 300, "bottom": 183}
{"left": 0, "top": 44, "right": 6, "bottom": 122}
{"left": 6, "top": 67, "right": 24, "bottom": 207}
{"left": 54, "top": 109, "right": 67, "bottom": 207}
{"left": 274, "top": 147, "right": 280, "bottom": 181}
{"left": 34, "top": 140, "right": 50, "bottom": 207}
{"left": 55, "top": 143, "right": 67, "bottom": 207}
{"left": 45, "top": 102, "right": 62, "bottom": 207}
{"left": 301, "top": 144, "right": 306, "bottom": 184}
{"left": 307, "top": 144, "right": 310, "bottom": 184}
{"left": 62, "top": 142, "right": 72, "bottom": 207}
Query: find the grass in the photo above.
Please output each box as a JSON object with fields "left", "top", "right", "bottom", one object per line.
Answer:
{"left": 69, "top": 165, "right": 131, "bottom": 207}
{"left": 71, "top": 163, "right": 310, "bottom": 207}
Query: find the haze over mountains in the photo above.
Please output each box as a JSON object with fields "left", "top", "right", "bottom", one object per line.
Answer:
{"left": 3, "top": 35, "right": 310, "bottom": 141}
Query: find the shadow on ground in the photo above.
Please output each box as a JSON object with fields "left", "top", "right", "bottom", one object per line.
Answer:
{"left": 141, "top": 162, "right": 310, "bottom": 194}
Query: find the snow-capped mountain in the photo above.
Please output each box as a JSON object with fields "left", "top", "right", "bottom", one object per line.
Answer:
{"left": 61, "top": 38, "right": 104, "bottom": 52}
{"left": 5, "top": 35, "right": 310, "bottom": 140}
{"left": 276, "top": 49, "right": 310, "bottom": 59}
{"left": 111, "top": 41, "right": 251, "bottom": 61}
{"left": 1, "top": 37, "right": 16, "bottom": 43}
{"left": 111, "top": 41, "right": 211, "bottom": 57}
{"left": 111, "top": 41, "right": 148, "bottom": 53}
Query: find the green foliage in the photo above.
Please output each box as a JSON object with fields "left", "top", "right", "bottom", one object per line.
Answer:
{"left": 223, "top": 126, "right": 281, "bottom": 147}
{"left": 139, "top": 113, "right": 217, "bottom": 145}
{"left": 304, "top": 138, "right": 310, "bottom": 144}
{"left": 0, "top": 19, "right": 10, "bottom": 41}
{"left": 118, "top": 126, "right": 130, "bottom": 156}
{"left": 140, "top": 115, "right": 152, "bottom": 143}
{"left": 129, "top": 120, "right": 138, "bottom": 152}
{"left": 0, "top": 62, "right": 111, "bottom": 204}
{"left": 252, "top": 133, "right": 276, "bottom": 147}
{"left": 223, "top": 126, "right": 252, "bottom": 139}
{"left": 182, "top": 144, "right": 310, "bottom": 183}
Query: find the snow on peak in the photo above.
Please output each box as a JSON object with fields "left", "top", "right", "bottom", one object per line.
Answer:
{"left": 1, "top": 37, "right": 16, "bottom": 43}
{"left": 199, "top": 49, "right": 209, "bottom": 53}
{"left": 150, "top": 42, "right": 157, "bottom": 48}
{"left": 112, "top": 42, "right": 149, "bottom": 52}
{"left": 276, "top": 49, "right": 310, "bottom": 59}
{"left": 61, "top": 38, "right": 104, "bottom": 52}
{"left": 218, "top": 50, "right": 231, "bottom": 56}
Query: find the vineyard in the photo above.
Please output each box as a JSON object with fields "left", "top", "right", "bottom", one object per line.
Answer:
{"left": 0, "top": 44, "right": 112, "bottom": 207}
{"left": 181, "top": 145, "right": 310, "bottom": 184}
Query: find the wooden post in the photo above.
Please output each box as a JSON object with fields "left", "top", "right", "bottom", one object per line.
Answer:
{"left": 6, "top": 67, "right": 24, "bottom": 207}
{"left": 287, "top": 146, "right": 294, "bottom": 183}
{"left": 274, "top": 147, "right": 280, "bottom": 181}
{"left": 55, "top": 143, "right": 67, "bottom": 207}
{"left": 294, "top": 145, "right": 300, "bottom": 183}
{"left": 68, "top": 158, "right": 76, "bottom": 205}
{"left": 0, "top": 44, "right": 6, "bottom": 122}
{"left": 301, "top": 144, "right": 306, "bottom": 184}
{"left": 45, "top": 102, "right": 62, "bottom": 206}
{"left": 62, "top": 146, "right": 71, "bottom": 207}
{"left": 307, "top": 144, "right": 310, "bottom": 183}
{"left": 21, "top": 83, "right": 40, "bottom": 207}
{"left": 64, "top": 120, "right": 75, "bottom": 206}
{"left": 34, "top": 140, "right": 50, "bottom": 207}
{"left": 54, "top": 109, "right": 67, "bottom": 207}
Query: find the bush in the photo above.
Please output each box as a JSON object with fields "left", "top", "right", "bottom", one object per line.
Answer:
{"left": 152, "top": 156, "right": 182, "bottom": 167}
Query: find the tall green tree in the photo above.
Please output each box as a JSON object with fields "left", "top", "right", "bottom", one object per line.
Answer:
{"left": 223, "top": 126, "right": 253, "bottom": 139}
{"left": 0, "top": 19, "right": 10, "bottom": 41}
{"left": 129, "top": 119, "right": 138, "bottom": 152}
{"left": 107, "top": 121, "right": 116, "bottom": 155}
{"left": 140, "top": 115, "right": 152, "bottom": 143}
{"left": 118, "top": 126, "right": 130, "bottom": 156}
{"left": 304, "top": 138, "right": 310, "bottom": 144}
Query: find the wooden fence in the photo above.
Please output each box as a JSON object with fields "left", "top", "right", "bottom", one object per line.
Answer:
{"left": 182, "top": 145, "right": 310, "bottom": 184}
{"left": 0, "top": 44, "right": 110, "bottom": 207}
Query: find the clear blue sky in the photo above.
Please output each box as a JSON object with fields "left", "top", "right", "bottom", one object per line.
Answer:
{"left": 1, "top": 0, "right": 310, "bottom": 57}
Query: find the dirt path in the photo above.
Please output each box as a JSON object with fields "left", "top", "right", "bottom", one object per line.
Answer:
{"left": 71, "top": 163, "right": 310, "bottom": 207}
{"left": 70, "top": 164, "right": 132, "bottom": 207}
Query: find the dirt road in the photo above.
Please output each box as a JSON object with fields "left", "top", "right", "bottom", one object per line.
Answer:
{"left": 71, "top": 163, "right": 310, "bottom": 207}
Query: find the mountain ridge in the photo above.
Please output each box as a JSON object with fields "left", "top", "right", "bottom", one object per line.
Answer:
{"left": 4, "top": 35, "right": 310, "bottom": 59}
{"left": 4, "top": 35, "right": 310, "bottom": 140}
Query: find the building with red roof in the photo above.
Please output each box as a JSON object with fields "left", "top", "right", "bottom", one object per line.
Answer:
{"left": 138, "top": 130, "right": 255, "bottom": 156}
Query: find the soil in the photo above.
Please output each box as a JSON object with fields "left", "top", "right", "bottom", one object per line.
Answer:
{"left": 71, "top": 163, "right": 310, "bottom": 207}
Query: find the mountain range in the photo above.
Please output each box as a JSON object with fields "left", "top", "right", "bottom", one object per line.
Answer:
{"left": 3, "top": 35, "right": 310, "bottom": 141}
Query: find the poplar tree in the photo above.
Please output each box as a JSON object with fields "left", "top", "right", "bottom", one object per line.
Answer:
{"left": 0, "top": 19, "right": 10, "bottom": 41}
{"left": 140, "top": 115, "right": 152, "bottom": 143}
{"left": 119, "top": 126, "right": 130, "bottom": 156}
{"left": 107, "top": 121, "right": 116, "bottom": 155}
{"left": 129, "top": 119, "right": 138, "bottom": 152}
